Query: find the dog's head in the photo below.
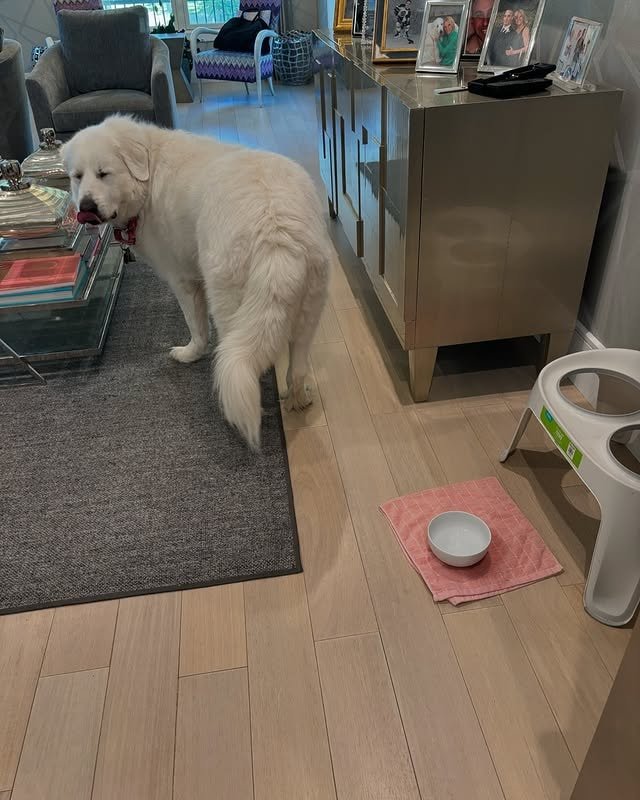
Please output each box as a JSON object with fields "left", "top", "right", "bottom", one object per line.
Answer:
{"left": 61, "top": 116, "right": 150, "bottom": 227}
{"left": 430, "top": 17, "right": 444, "bottom": 36}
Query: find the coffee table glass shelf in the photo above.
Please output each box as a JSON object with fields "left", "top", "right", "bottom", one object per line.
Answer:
{"left": 0, "top": 240, "right": 124, "bottom": 382}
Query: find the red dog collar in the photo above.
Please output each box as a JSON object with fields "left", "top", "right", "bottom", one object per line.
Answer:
{"left": 114, "top": 217, "right": 138, "bottom": 246}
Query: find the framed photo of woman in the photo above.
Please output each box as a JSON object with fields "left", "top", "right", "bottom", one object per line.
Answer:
{"left": 554, "top": 17, "right": 602, "bottom": 89}
{"left": 372, "top": 0, "right": 426, "bottom": 62}
{"left": 478, "top": 0, "right": 546, "bottom": 73}
{"left": 334, "top": 0, "right": 355, "bottom": 33}
{"left": 416, "top": 1, "right": 470, "bottom": 73}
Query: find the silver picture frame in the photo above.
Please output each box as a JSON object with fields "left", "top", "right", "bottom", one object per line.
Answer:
{"left": 416, "top": 1, "right": 470, "bottom": 74}
{"left": 353, "top": 0, "right": 376, "bottom": 37}
{"left": 553, "top": 16, "right": 602, "bottom": 90}
{"left": 477, "top": 0, "right": 546, "bottom": 74}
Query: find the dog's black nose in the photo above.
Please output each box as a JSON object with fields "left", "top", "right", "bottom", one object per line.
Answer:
{"left": 79, "top": 197, "right": 98, "bottom": 215}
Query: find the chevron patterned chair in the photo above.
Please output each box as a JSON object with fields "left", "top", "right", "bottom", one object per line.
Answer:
{"left": 189, "top": 0, "right": 280, "bottom": 107}
{"left": 52, "top": 0, "right": 103, "bottom": 12}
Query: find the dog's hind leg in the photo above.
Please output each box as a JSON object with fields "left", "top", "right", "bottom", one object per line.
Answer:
{"left": 169, "top": 279, "right": 210, "bottom": 363}
{"left": 206, "top": 284, "right": 242, "bottom": 343}
{"left": 282, "top": 278, "right": 327, "bottom": 412}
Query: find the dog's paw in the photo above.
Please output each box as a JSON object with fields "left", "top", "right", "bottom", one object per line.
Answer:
{"left": 282, "top": 384, "right": 313, "bottom": 412}
{"left": 169, "top": 343, "right": 207, "bottom": 363}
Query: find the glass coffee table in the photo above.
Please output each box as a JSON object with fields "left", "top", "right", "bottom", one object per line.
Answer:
{"left": 0, "top": 241, "right": 125, "bottom": 383}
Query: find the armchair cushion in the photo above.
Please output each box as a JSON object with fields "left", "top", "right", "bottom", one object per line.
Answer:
{"left": 58, "top": 7, "right": 151, "bottom": 95}
{"left": 52, "top": 89, "right": 154, "bottom": 132}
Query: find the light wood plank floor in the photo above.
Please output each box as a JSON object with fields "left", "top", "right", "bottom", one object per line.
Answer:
{"left": 1, "top": 82, "right": 635, "bottom": 800}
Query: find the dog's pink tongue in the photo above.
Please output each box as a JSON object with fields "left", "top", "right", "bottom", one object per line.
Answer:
{"left": 77, "top": 211, "right": 102, "bottom": 226}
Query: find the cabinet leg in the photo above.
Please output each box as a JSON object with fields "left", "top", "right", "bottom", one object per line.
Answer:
{"left": 328, "top": 196, "right": 337, "bottom": 219}
{"left": 409, "top": 347, "right": 437, "bottom": 402}
{"left": 538, "top": 330, "right": 573, "bottom": 371}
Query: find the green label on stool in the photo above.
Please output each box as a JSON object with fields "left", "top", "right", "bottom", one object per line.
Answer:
{"left": 540, "top": 406, "right": 583, "bottom": 468}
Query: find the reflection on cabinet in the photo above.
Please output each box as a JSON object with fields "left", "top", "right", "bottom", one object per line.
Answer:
{"left": 313, "top": 30, "right": 622, "bottom": 401}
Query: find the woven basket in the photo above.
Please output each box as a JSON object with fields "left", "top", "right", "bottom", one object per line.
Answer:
{"left": 272, "top": 30, "right": 313, "bottom": 85}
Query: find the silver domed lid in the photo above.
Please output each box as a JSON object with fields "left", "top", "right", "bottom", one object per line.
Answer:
{"left": 0, "top": 158, "right": 76, "bottom": 240}
{"left": 21, "top": 128, "right": 69, "bottom": 188}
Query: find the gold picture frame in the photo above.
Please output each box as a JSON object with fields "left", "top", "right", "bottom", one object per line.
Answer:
{"left": 373, "top": 0, "right": 425, "bottom": 63}
{"left": 334, "top": 0, "right": 356, "bottom": 33}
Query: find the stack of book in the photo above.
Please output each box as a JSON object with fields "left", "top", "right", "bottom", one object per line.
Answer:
{"left": 0, "top": 223, "right": 110, "bottom": 308}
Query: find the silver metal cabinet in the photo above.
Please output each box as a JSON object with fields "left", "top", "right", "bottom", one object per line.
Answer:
{"left": 313, "top": 30, "right": 622, "bottom": 401}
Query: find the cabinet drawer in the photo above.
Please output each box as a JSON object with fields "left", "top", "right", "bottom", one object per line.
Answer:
{"left": 319, "top": 131, "right": 335, "bottom": 206}
{"left": 354, "top": 70, "right": 384, "bottom": 145}
{"left": 382, "top": 191, "right": 406, "bottom": 319}
{"left": 361, "top": 166, "right": 381, "bottom": 279}
{"left": 334, "top": 56, "right": 352, "bottom": 127}
{"left": 336, "top": 114, "right": 362, "bottom": 257}
{"left": 343, "top": 122, "right": 360, "bottom": 218}
{"left": 341, "top": 191, "right": 363, "bottom": 257}
{"left": 360, "top": 127, "right": 383, "bottom": 198}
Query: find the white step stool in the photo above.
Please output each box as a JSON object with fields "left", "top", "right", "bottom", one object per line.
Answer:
{"left": 501, "top": 348, "right": 640, "bottom": 627}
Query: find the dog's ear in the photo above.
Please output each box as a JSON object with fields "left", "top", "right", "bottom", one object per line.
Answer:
{"left": 60, "top": 140, "right": 72, "bottom": 174}
{"left": 120, "top": 134, "right": 150, "bottom": 182}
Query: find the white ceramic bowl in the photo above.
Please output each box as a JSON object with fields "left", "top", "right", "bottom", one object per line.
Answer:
{"left": 427, "top": 511, "right": 491, "bottom": 567}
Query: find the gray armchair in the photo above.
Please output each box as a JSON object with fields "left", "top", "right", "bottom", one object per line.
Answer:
{"left": 26, "top": 7, "right": 177, "bottom": 137}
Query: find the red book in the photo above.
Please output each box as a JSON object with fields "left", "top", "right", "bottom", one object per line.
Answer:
{"left": 0, "top": 254, "right": 82, "bottom": 296}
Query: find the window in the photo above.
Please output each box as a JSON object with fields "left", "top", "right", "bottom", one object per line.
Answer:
{"left": 184, "top": 1, "right": 238, "bottom": 25}
{"left": 102, "top": 2, "right": 171, "bottom": 28}
{"left": 102, "top": 0, "right": 235, "bottom": 26}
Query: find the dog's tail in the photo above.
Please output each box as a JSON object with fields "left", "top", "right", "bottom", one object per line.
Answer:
{"left": 214, "top": 244, "right": 303, "bottom": 450}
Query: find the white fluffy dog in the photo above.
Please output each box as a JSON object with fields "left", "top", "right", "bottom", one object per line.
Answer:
{"left": 61, "top": 116, "right": 331, "bottom": 450}
{"left": 424, "top": 17, "right": 444, "bottom": 62}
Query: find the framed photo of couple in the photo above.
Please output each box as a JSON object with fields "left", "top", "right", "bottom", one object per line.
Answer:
{"left": 554, "top": 17, "right": 602, "bottom": 89}
{"left": 477, "top": 0, "right": 546, "bottom": 73}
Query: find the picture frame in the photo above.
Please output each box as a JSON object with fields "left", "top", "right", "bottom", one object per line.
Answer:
{"left": 334, "top": 0, "right": 355, "bottom": 33}
{"left": 477, "top": 0, "right": 546, "bottom": 74}
{"left": 553, "top": 16, "right": 602, "bottom": 90}
{"left": 462, "top": 0, "right": 496, "bottom": 59}
{"left": 416, "top": 1, "right": 470, "bottom": 74}
{"left": 373, "top": 0, "right": 426, "bottom": 63}
{"left": 352, "top": 0, "right": 376, "bottom": 38}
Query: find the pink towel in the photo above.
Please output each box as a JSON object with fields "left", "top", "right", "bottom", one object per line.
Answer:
{"left": 380, "top": 477, "right": 562, "bottom": 605}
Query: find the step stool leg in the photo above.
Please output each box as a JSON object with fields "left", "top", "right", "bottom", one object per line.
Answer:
{"left": 499, "top": 406, "right": 533, "bottom": 463}
{"left": 584, "top": 500, "right": 640, "bottom": 626}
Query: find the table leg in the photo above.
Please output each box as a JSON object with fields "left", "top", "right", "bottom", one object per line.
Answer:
{"left": 538, "top": 330, "right": 573, "bottom": 371}
{"left": 0, "top": 336, "right": 46, "bottom": 383}
{"left": 408, "top": 346, "right": 437, "bottom": 402}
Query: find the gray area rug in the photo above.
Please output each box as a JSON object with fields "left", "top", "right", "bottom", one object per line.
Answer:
{"left": 0, "top": 263, "right": 300, "bottom": 614}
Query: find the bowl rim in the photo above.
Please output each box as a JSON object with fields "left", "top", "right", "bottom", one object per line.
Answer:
{"left": 427, "top": 510, "right": 492, "bottom": 557}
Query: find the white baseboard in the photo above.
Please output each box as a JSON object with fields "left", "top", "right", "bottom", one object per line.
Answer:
{"left": 571, "top": 321, "right": 605, "bottom": 353}
{"left": 568, "top": 322, "right": 603, "bottom": 410}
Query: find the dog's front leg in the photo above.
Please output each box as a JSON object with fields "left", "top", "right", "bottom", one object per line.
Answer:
{"left": 168, "top": 278, "right": 210, "bottom": 363}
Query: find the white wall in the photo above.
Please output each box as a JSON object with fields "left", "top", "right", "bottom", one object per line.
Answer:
{"left": 0, "top": 0, "right": 58, "bottom": 68}
{"left": 529, "top": 1, "right": 640, "bottom": 350}
{"left": 284, "top": 0, "right": 318, "bottom": 30}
